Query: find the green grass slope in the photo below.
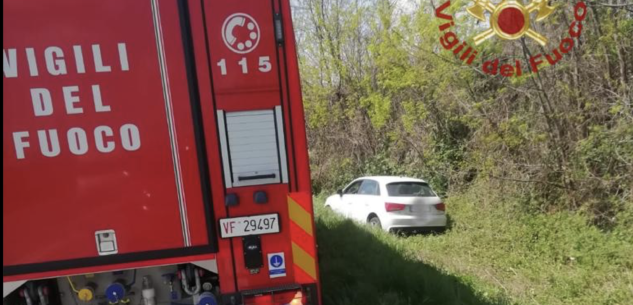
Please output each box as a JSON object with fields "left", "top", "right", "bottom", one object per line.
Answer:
{"left": 314, "top": 192, "right": 633, "bottom": 305}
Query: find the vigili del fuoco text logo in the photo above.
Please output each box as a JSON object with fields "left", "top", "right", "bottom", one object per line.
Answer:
{"left": 435, "top": 0, "right": 587, "bottom": 77}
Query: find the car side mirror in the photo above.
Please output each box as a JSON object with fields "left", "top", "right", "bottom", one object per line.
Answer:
{"left": 337, "top": 189, "right": 343, "bottom": 197}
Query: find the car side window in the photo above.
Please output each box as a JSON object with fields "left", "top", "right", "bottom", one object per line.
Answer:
{"left": 358, "top": 180, "right": 380, "bottom": 196}
{"left": 343, "top": 180, "right": 363, "bottom": 194}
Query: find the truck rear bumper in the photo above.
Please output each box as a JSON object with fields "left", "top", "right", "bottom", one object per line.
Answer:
{"left": 223, "top": 283, "right": 320, "bottom": 305}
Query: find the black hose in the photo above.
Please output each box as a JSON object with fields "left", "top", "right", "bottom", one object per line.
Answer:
{"left": 128, "top": 269, "right": 137, "bottom": 287}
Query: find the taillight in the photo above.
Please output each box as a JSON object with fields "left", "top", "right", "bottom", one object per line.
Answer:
{"left": 243, "top": 290, "right": 304, "bottom": 305}
{"left": 385, "top": 203, "right": 406, "bottom": 212}
{"left": 435, "top": 203, "right": 446, "bottom": 211}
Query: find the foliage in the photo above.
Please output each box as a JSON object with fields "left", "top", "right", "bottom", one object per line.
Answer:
{"left": 294, "top": 0, "right": 633, "bottom": 227}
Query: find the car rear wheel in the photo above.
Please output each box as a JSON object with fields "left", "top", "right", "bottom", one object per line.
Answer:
{"left": 368, "top": 215, "right": 381, "bottom": 228}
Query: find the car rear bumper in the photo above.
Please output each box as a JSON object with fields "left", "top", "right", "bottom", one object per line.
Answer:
{"left": 390, "top": 226, "right": 446, "bottom": 234}
{"left": 383, "top": 214, "right": 447, "bottom": 231}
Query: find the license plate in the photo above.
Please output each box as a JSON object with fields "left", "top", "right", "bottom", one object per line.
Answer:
{"left": 410, "top": 205, "right": 427, "bottom": 213}
{"left": 219, "top": 214, "right": 280, "bottom": 238}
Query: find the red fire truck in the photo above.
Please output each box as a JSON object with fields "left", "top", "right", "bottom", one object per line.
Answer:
{"left": 3, "top": 1, "right": 320, "bottom": 304}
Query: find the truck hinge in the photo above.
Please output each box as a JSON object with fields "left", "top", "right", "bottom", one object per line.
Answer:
{"left": 274, "top": 13, "right": 284, "bottom": 44}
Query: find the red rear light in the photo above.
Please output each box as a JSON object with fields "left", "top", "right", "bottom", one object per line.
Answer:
{"left": 385, "top": 203, "right": 406, "bottom": 212}
{"left": 435, "top": 203, "right": 446, "bottom": 211}
{"left": 243, "top": 290, "right": 304, "bottom": 305}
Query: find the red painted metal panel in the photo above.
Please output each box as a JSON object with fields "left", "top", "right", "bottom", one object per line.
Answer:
{"left": 3, "top": 0, "right": 320, "bottom": 299}
{"left": 203, "top": 0, "right": 281, "bottom": 110}
{"left": 3, "top": 0, "right": 210, "bottom": 267}
{"left": 201, "top": 0, "right": 300, "bottom": 292}
{"left": 186, "top": 0, "right": 239, "bottom": 293}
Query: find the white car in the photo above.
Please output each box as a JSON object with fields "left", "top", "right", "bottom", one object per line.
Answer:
{"left": 325, "top": 176, "right": 447, "bottom": 233}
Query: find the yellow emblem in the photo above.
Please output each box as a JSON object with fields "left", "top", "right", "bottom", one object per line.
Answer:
{"left": 467, "top": 0, "right": 556, "bottom": 46}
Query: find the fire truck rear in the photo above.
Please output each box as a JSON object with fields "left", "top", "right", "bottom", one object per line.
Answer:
{"left": 3, "top": 1, "right": 320, "bottom": 304}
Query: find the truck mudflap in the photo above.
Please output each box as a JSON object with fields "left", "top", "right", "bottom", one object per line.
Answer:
{"left": 287, "top": 193, "right": 319, "bottom": 285}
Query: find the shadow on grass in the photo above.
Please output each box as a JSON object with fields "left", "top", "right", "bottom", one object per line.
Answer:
{"left": 316, "top": 215, "right": 508, "bottom": 305}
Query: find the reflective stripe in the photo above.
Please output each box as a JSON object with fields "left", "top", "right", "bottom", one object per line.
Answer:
{"left": 288, "top": 197, "right": 313, "bottom": 236}
{"left": 291, "top": 242, "right": 317, "bottom": 280}
{"left": 288, "top": 195, "right": 318, "bottom": 281}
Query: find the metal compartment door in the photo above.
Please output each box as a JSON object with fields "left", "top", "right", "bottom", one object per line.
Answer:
{"left": 3, "top": 0, "right": 216, "bottom": 276}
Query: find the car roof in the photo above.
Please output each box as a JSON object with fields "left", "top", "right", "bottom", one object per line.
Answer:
{"left": 355, "top": 176, "right": 427, "bottom": 184}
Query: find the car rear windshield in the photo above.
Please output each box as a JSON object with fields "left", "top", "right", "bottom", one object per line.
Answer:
{"left": 386, "top": 182, "right": 436, "bottom": 197}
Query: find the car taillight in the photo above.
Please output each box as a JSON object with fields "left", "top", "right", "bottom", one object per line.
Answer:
{"left": 385, "top": 203, "right": 406, "bottom": 212}
{"left": 435, "top": 203, "right": 446, "bottom": 211}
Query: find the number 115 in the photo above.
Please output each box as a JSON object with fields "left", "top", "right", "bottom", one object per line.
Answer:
{"left": 217, "top": 56, "right": 272, "bottom": 75}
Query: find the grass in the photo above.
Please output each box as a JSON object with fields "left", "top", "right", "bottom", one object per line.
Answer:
{"left": 314, "top": 190, "right": 633, "bottom": 305}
